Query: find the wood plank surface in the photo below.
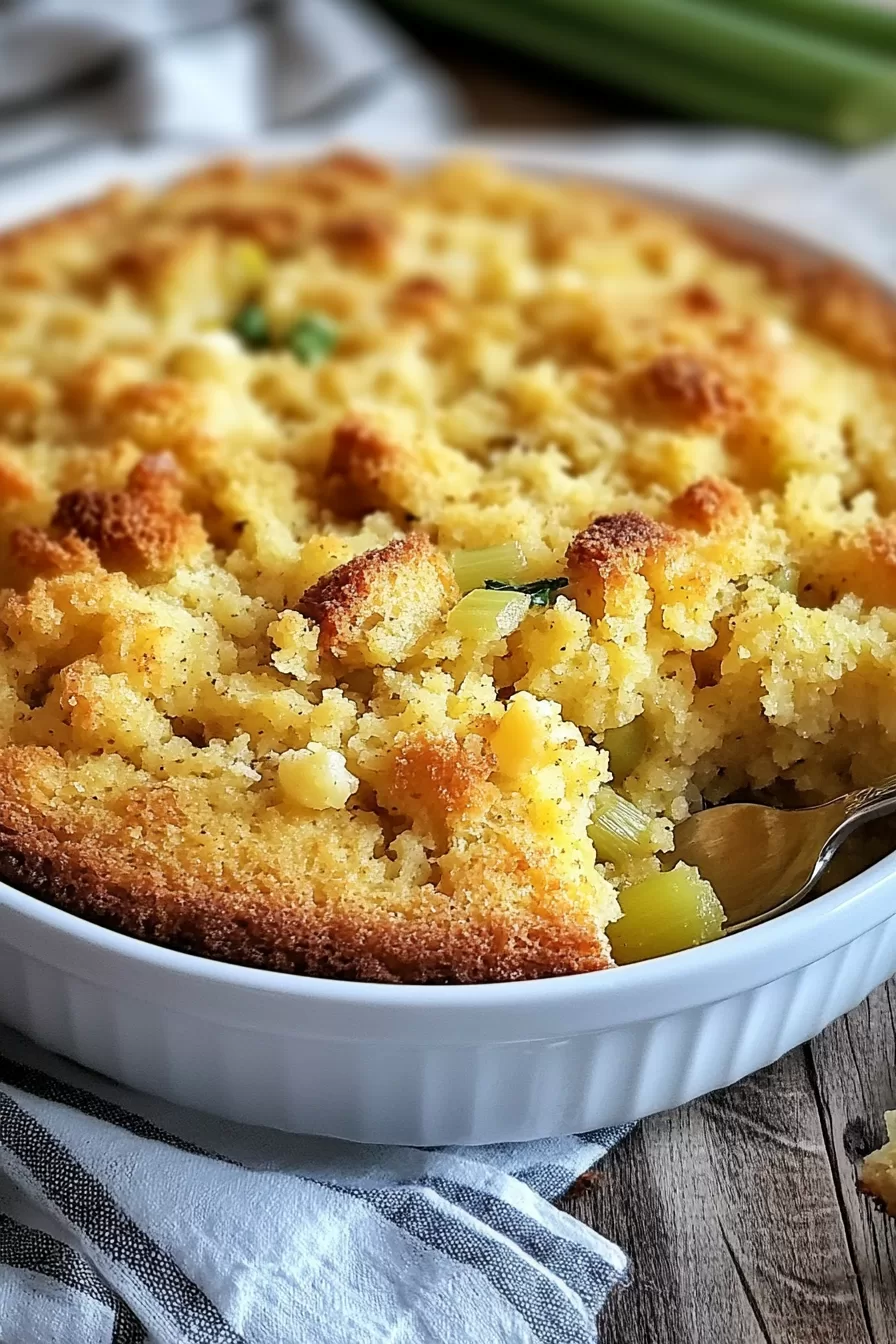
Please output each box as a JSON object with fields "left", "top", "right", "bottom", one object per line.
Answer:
{"left": 560, "top": 982, "right": 896, "bottom": 1344}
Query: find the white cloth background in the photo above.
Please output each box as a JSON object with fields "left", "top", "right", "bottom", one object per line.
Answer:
{"left": 0, "top": 3, "right": 895, "bottom": 1343}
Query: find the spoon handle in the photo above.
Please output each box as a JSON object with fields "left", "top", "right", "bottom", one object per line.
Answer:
{"left": 843, "top": 774, "right": 896, "bottom": 824}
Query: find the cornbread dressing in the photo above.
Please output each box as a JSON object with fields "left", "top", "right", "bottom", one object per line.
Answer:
{"left": 0, "top": 153, "right": 895, "bottom": 982}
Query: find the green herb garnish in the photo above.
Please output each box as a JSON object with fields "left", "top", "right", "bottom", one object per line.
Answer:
{"left": 483, "top": 576, "right": 568, "bottom": 607}
{"left": 231, "top": 302, "right": 270, "bottom": 350}
{"left": 286, "top": 313, "right": 340, "bottom": 366}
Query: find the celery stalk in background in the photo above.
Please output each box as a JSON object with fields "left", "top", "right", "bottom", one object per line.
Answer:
{"left": 716, "top": 0, "right": 896, "bottom": 56}
{"left": 538, "top": 0, "right": 896, "bottom": 140}
{"left": 545, "top": 0, "right": 896, "bottom": 102}
{"left": 387, "top": 0, "right": 896, "bottom": 145}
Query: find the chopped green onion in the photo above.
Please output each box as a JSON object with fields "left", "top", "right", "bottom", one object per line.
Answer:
{"left": 484, "top": 576, "right": 568, "bottom": 607}
{"left": 450, "top": 542, "right": 528, "bottom": 594}
{"left": 231, "top": 302, "right": 270, "bottom": 350}
{"left": 287, "top": 313, "right": 339, "bottom": 366}
{"left": 447, "top": 588, "right": 531, "bottom": 640}
{"left": 608, "top": 865, "right": 726, "bottom": 965}
{"left": 589, "top": 788, "right": 655, "bottom": 866}
{"left": 602, "top": 717, "right": 648, "bottom": 782}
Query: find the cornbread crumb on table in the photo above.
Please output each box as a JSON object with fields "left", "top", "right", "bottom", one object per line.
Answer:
{"left": 1, "top": 151, "right": 896, "bottom": 982}
{"left": 860, "top": 1112, "right": 896, "bottom": 1216}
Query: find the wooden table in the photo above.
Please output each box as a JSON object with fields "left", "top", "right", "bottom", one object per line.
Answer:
{"left": 388, "top": 18, "right": 896, "bottom": 1339}
{"left": 566, "top": 986, "right": 896, "bottom": 1344}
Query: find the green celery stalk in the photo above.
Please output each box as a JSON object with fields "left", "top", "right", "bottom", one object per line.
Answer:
{"left": 389, "top": 0, "right": 896, "bottom": 144}
{"left": 715, "top": 0, "right": 896, "bottom": 57}
{"left": 536, "top": 0, "right": 896, "bottom": 104}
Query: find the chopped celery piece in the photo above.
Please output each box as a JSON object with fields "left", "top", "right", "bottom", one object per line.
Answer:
{"left": 588, "top": 788, "right": 655, "bottom": 866}
{"left": 768, "top": 563, "right": 800, "bottom": 594}
{"left": 602, "top": 716, "right": 648, "bottom": 781}
{"left": 609, "top": 865, "right": 726, "bottom": 965}
{"left": 447, "top": 588, "right": 530, "bottom": 640}
{"left": 450, "top": 542, "right": 528, "bottom": 593}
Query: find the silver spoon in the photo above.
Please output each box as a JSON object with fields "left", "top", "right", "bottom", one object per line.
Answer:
{"left": 670, "top": 777, "right": 896, "bottom": 935}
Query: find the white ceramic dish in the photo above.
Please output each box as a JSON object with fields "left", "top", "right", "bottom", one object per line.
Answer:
{"left": 2, "top": 856, "right": 895, "bottom": 1144}
{"left": 1, "top": 144, "right": 895, "bottom": 1145}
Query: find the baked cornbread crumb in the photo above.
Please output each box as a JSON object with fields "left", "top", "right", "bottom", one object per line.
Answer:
{"left": 298, "top": 532, "right": 458, "bottom": 666}
{"left": 1, "top": 151, "right": 896, "bottom": 981}
{"left": 859, "top": 1112, "right": 896, "bottom": 1215}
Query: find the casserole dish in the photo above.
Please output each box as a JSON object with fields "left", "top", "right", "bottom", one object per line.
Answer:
{"left": 0, "top": 145, "right": 895, "bottom": 1143}
{"left": 1, "top": 851, "right": 894, "bottom": 1143}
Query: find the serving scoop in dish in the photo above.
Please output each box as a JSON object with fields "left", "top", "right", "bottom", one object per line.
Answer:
{"left": 671, "top": 776, "right": 896, "bottom": 934}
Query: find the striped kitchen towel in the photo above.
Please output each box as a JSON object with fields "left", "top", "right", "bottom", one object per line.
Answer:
{"left": 0, "top": 1027, "right": 628, "bottom": 1344}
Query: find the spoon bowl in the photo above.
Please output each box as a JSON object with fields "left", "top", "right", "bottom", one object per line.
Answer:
{"left": 671, "top": 777, "right": 896, "bottom": 934}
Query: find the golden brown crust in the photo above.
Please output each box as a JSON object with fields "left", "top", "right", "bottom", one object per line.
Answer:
{"left": 815, "top": 519, "right": 896, "bottom": 608}
{"left": 107, "top": 380, "right": 205, "bottom": 451}
{"left": 677, "top": 282, "right": 723, "bottom": 316}
{"left": 298, "top": 533, "right": 405, "bottom": 653}
{"left": 298, "top": 532, "right": 457, "bottom": 664}
{"left": 0, "top": 187, "right": 136, "bottom": 286}
{"left": 670, "top": 476, "right": 749, "bottom": 533}
{"left": 0, "top": 449, "right": 36, "bottom": 502}
{"left": 390, "top": 274, "right": 451, "bottom": 322}
{"left": 623, "top": 351, "right": 744, "bottom": 428}
{"left": 107, "top": 240, "right": 185, "bottom": 295}
{"left": 49, "top": 469, "right": 205, "bottom": 576}
{"left": 697, "top": 221, "right": 896, "bottom": 371}
{"left": 389, "top": 732, "right": 496, "bottom": 837}
{"left": 13, "top": 451, "right": 201, "bottom": 580}
{"left": 58, "top": 357, "right": 137, "bottom": 424}
{"left": 800, "top": 262, "right": 896, "bottom": 371}
{"left": 324, "top": 417, "right": 404, "bottom": 518}
{"left": 566, "top": 510, "right": 679, "bottom": 584}
{"left": 693, "top": 221, "right": 806, "bottom": 291}
{"left": 126, "top": 449, "right": 182, "bottom": 493}
{"left": 10, "top": 528, "right": 98, "bottom": 577}
{"left": 0, "top": 374, "right": 45, "bottom": 437}
{"left": 316, "top": 150, "right": 393, "bottom": 183}
{"left": 320, "top": 214, "right": 396, "bottom": 268}
{"left": 181, "top": 205, "right": 306, "bottom": 256}
{"left": 0, "top": 746, "right": 610, "bottom": 984}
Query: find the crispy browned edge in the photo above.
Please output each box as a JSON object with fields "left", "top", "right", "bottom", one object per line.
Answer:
{"left": 2, "top": 157, "right": 896, "bottom": 983}
{"left": 694, "top": 216, "right": 896, "bottom": 371}
{"left": 0, "top": 782, "right": 611, "bottom": 984}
